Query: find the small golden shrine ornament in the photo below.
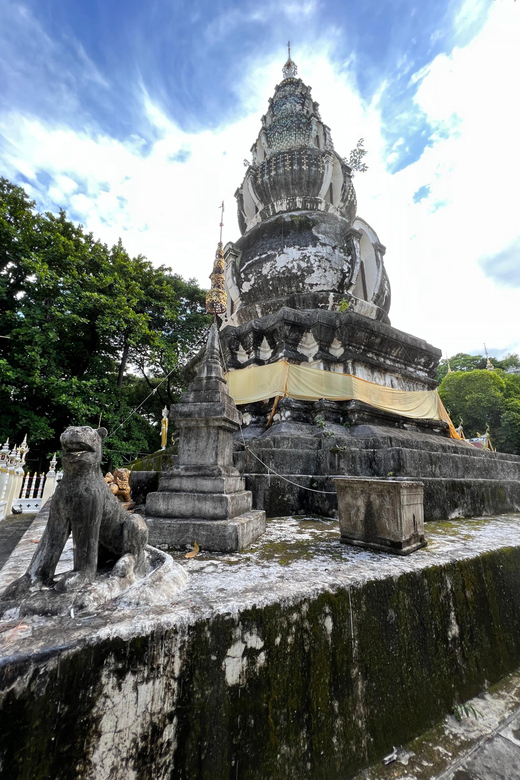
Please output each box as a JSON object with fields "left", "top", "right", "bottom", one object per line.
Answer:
{"left": 205, "top": 243, "right": 226, "bottom": 315}
{"left": 206, "top": 201, "right": 227, "bottom": 316}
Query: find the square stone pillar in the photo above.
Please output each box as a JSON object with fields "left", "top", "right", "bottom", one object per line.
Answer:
{"left": 334, "top": 477, "right": 426, "bottom": 555}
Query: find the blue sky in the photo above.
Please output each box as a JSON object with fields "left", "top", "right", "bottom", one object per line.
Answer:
{"left": 1, "top": 0, "right": 519, "bottom": 358}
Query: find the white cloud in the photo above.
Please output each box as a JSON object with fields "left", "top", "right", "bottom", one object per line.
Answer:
{"left": 1, "top": 1, "right": 519, "bottom": 361}
{"left": 453, "top": 0, "right": 490, "bottom": 38}
{"left": 203, "top": 0, "right": 318, "bottom": 45}
{"left": 380, "top": 0, "right": 520, "bottom": 357}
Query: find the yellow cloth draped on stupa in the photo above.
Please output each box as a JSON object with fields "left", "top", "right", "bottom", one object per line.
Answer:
{"left": 224, "top": 361, "right": 460, "bottom": 439}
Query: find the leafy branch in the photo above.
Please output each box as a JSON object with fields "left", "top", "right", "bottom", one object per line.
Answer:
{"left": 344, "top": 138, "right": 368, "bottom": 176}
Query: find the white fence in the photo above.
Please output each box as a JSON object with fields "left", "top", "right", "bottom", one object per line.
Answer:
{"left": 0, "top": 437, "right": 61, "bottom": 520}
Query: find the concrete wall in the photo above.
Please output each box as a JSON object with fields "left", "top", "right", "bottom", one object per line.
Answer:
{"left": 2, "top": 539, "right": 520, "bottom": 779}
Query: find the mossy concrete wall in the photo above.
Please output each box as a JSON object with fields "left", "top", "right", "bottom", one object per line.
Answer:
{"left": 128, "top": 445, "right": 177, "bottom": 473}
{"left": 2, "top": 516, "right": 520, "bottom": 779}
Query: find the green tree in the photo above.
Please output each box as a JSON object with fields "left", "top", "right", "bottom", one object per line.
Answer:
{"left": 498, "top": 354, "right": 520, "bottom": 372}
{"left": 439, "top": 370, "right": 505, "bottom": 432}
{"left": 437, "top": 352, "right": 520, "bottom": 382}
{"left": 0, "top": 178, "right": 210, "bottom": 470}
{"left": 495, "top": 373, "right": 520, "bottom": 453}
{"left": 438, "top": 367, "right": 520, "bottom": 454}
{"left": 437, "top": 353, "right": 486, "bottom": 382}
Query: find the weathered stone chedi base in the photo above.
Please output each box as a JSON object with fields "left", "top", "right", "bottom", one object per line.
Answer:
{"left": 3, "top": 513, "right": 520, "bottom": 779}
{"left": 235, "top": 419, "right": 520, "bottom": 519}
{"left": 217, "top": 307, "right": 520, "bottom": 520}
{"left": 145, "top": 323, "right": 266, "bottom": 552}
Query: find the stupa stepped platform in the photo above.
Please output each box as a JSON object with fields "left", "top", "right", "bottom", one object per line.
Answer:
{"left": 234, "top": 421, "right": 520, "bottom": 519}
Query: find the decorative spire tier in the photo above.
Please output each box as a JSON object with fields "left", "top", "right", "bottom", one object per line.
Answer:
{"left": 206, "top": 202, "right": 227, "bottom": 316}
{"left": 223, "top": 51, "right": 391, "bottom": 325}
{"left": 282, "top": 41, "right": 298, "bottom": 79}
{"left": 235, "top": 52, "right": 356, "bottom": 234}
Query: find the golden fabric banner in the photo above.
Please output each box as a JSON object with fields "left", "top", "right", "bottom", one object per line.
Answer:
{"left": 225, "top": 361, "right": 461, "bottom": 439}
{"left": 224, "top": 361, "right": 288, "bottom": 404}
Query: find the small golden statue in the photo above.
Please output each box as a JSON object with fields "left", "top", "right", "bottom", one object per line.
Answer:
{"left": 105, "top": 468, "right": 134, "bottom": 509}
{"left": 161, "top": 406, "right": 169, "bottom": 450}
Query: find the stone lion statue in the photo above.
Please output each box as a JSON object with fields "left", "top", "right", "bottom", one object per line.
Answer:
{"left": 1, "top": 426, "right": 148, "bottom": 600}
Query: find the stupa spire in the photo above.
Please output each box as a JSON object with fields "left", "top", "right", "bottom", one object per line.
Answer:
{"left": 205, "top": 202, "right": 227, "bottom": 317}
{"left": 283, "top": 40, "right": 298, "bottom": 79}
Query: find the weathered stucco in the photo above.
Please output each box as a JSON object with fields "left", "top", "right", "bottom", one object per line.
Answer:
{"left": 224, "top": 212, "right": 390, "bottom": 323}
{"left": 220, "top": 307, "right": 440, "bottom": 389}
{"left": 225, "top": 66, "right": 390, "bottom": 322}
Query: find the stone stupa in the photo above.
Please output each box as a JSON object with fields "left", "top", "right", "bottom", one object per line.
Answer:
{"left": 214, "top": 50, "right": 520, "bottom": 520}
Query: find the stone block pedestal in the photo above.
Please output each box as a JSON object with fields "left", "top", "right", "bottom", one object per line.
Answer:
{"left": 146, "top": 488, "right": 254, "bottom": 521}
{"left": 334, "top": 477, "right": 426, "bottom": 555}
{"left": 146, "top": 510, "right": 266, "bottom": 553}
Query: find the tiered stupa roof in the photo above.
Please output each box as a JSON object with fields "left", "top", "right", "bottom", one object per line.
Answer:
{"left": 236, "top": 54, "right": 356, "bottom": 234}
{"left": 224, "top": 52, "right": 390, "bottom": 325}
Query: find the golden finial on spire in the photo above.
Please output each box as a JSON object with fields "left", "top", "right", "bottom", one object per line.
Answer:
{"left": 283, "top": 41, "right": 298, "bottom": 79}
{"left": 484, "top": 343, "right": 494, "bottom": 371}
{"left": 206, "top": 202, "right": 227, "bottom": 317}
{"left": 219, "top": 200, "right": 224, "bottom": 244}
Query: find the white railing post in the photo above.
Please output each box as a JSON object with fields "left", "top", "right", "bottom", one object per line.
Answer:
{"left": 6, "top": 435, "right": 29, "bottom": 514}
{"left": 7, "top": 449, "right": 25, "bottom": 515}
{"left": 20, "top": 472, "right": 30, "bottom": 500}
{"left": 41, "top": 453, "right": 58, "bottom": 506}
{"left": 1, "top": 436, "right": 60, "bottom": 515}
{"left": 4, "top": 448, "right": 20, "bottom": 516}
{"left": 0, "top": 438, "right": 9, "bottom": 467}
{"left": 36, "top": 473, "right": 45, "bottom": 499}
{"left": 0, "top": 439, "right": 10, "bottom": 520}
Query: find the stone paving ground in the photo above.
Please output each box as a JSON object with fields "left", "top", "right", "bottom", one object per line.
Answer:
{"left": 355, "top": 669, "right": 520, "bottom": 780}
{"left": 0, "top": 513, "right": 36, "bottom": 570}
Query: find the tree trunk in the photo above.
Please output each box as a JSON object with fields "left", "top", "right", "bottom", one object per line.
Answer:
{"left": 117, "top": 337, "right": 130, "bottom": 388}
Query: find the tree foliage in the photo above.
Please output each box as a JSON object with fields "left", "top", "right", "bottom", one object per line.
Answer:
{"left": 344, "top": 138, "right": 368, "bottom": 176}
{"left": 437, "top": 352, "right": 520, "bottom": 382}
{"left": 438, "top": 359, "right": 520, "bottom": 455}
{"left": 0, "top": 178, "right": 210, "bottom": 470}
